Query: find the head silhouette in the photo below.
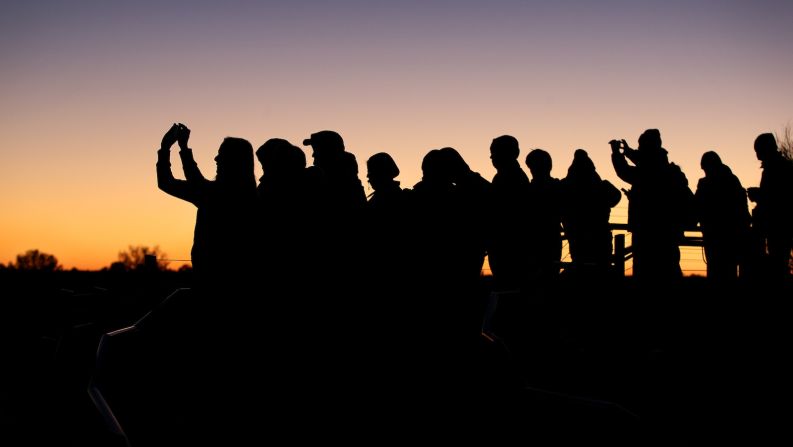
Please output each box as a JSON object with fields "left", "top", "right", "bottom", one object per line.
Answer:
{"left": 257, "top": 139, "right": 306, "bottom": 178}
{"left": 753, "top": 133, "right": 778, "bottom": 163}
{"left": 216, "top": 137, "right": 255, "bottom": 186}
{"left": 700, "top": 151, "right": 724, "bottom": 176}
{"left": 421, "top": 149, "right": 448, "bottom": 184}
{"left": 303, "top": 130, "right": 345, "bottom": 168}
{"left": 490, "top": 135, "right": 520, "bottom": 170}
{"left": 257, "top": 138, "right": 291, "bottom": 172}
{"left": 338, "top": 151, "right": 360, "bottom": 178}
{"left": 284, "top": 144, "right": 307, "bottom": 175}
{"left": 525, "top": 148, "right": 552, "bottom": 180}
{"left": 638, "top": 129, "right": 662, "bottom": 151}
{"left": 367, "top": 152, "right": 400, "bottom": 190}
{"left": 567, "top": 149, "right": 597, "bottom": 180}
{"left": 438, "top": 147, "right": 472, "bottom": 184}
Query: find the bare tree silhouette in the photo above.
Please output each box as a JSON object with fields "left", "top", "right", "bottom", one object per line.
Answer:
{"left": 775, "top": 123, "right": 793, "bottom": 161}
{"left": 115, "top": 245, "right": 169, "bottom": 271}
{"left": 773, "top": 124, "right": 793, "bottom": 273}
{"left": 11, "top": 249, "right": 62, "bottom": 271}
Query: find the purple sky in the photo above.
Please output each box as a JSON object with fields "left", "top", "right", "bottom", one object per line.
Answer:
{"left": 1, "top": 0, "right": 791, "bottom": 270}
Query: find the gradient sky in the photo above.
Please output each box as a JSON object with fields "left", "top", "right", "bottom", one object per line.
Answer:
{"left": 1, "top": 0, "right": 791, "bottom": 271}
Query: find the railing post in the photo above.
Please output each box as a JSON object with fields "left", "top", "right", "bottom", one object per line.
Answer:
{"left": 614, "top": 233, "right": 625, "bottom": 279}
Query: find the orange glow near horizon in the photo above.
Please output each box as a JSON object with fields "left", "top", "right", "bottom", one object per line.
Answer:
{"left": 1, "top": 1, "right": 790, "bottom": 276}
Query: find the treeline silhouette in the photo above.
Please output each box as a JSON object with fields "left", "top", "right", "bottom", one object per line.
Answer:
{"left": 2, "top": 125, "right": 791, "bottom": 445}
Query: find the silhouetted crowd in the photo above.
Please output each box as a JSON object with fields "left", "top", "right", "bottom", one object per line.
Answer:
{"left": 82, "top": 125, "right": 793, "bottom": 445}
{"left": 158, "top": 125, "right": 790, "bottom": 291}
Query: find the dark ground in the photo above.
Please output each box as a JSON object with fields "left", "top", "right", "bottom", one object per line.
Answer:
{"left": 1, "top": 269, "right": 790, "bottom": 445}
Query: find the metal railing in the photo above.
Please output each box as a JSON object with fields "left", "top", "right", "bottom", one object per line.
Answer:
{"left": 611, "top": 223, "right": 703, "bottom": 278}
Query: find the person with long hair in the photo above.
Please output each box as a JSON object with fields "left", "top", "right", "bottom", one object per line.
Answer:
{"left": 157, "top": 123, "right": 257, "bottom": 289}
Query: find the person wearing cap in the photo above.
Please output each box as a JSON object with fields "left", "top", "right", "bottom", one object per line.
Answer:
{"left": 302, "top": 130, "right": 366, "bottom": 212}
{"left": 299, "top": 130, "right": 366, "bottom": 384}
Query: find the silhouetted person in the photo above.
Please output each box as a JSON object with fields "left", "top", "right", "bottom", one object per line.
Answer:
{"left": 411, "top": 149, "right": 456, "bottom": 290}
{"left": 747, "top": 133, "right": 793, "bottom": 284}
{"left": 441, "top": 147, "right": 492, "bottom": 282}
{"left": 286, "top": 131, "right": 370, "bottom": 416}
{"left": 488, "top": 135, "right": 531, "bottom": 290}
{"left": 365, "top": 152, "right": 413, "bottom": 276}
{"left": 409, "top": 148, "right": 515, "bottom": 436}
{"left": 610, "top": 129, "right": 692, "bottom": 285}
{"left": 360, "top": 152, "right": 415, "bottom": 392}
{"left": 255, "top": 137, "right": 309, "bottom": 274}
{"left": 366, "top": 152, "right": 409, "bottom": 217}
{"left": 525, "top": 148, "right": 563, "bottom": 286}
{"left": 411, "top": 147, "right": 491, "bottom": 314}
{"left": 300, "top": 130, "right": 365, "bottom": 303}
{"left": 560, "top": 149, "right": 621, "bottom": 274}
{"left": 157, "top": 123, "right": 256, "bottom": 290}
{"left": 152, "top": 123, "right": 258, "bottom": 443}
{"left": 302, "top": 130, "right": 366, "bottom": 213}
{"left": 256, "top": 138, "right": 308, "bottom": 213}
{"left": 695, "top": 151, "right": 751, "bottom": 283}
{"left": 364, "top": 152, "right": 412, "bottom": 294}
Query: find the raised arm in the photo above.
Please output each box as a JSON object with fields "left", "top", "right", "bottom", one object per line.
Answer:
{"left": 157, "top": 124, "right": 199, "bottom": 204}
{"left": 609, "top": 139, "right": 636, "bottom": 185}
{"left": 176, "top": 123, "right": 207, "bottom": 183}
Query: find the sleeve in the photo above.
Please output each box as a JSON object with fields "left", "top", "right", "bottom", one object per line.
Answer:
{"left": 611, "top": 152, "right": 636, "bottom": 185}
{"left": 157, "top": 149, "right": 199, "bottom": 205}
{"left": 602, "top": 180, "right": 622, "bottom": 208}
{"left": 179, "top": 148, "right": 207, "bottom": 183}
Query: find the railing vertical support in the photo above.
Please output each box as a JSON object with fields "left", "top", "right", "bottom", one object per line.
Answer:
{"left": 614, "top": 234, "right": 625, "bottom": 279}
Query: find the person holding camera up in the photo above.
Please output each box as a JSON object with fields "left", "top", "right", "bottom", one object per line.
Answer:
{"left": 157, "top": 123, "right": 257, "bottom": 290}
{"left": 610, "top": 129, "right": 693, "bottom": 286}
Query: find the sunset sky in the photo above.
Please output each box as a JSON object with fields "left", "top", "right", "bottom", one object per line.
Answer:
{"left": 1, "top": 0, "right": 791, "bottom": 272}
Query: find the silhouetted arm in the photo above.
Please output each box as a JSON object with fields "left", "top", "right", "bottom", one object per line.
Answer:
{"left": 157, "top": 148, "right": 199, "bottom": 204}
{"left": 611, "top": 151, "right": 636, "bottom": 185}
{"left": 175, "top": 123, "right": 207, "bottom": 183}
{"left": 179, "top": 149, "right": 207, "bottom": 183}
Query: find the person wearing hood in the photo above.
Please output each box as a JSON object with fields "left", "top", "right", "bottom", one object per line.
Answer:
{"left": 695, "top": 151, "right": 751, "bottom": 283}
{"left": 561, "top": 149, "right": 621, "bottom": 274}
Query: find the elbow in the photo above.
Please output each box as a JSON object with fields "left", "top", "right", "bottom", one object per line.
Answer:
{"left": 156, "top": 174, "right": 171, "bottom": 193}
